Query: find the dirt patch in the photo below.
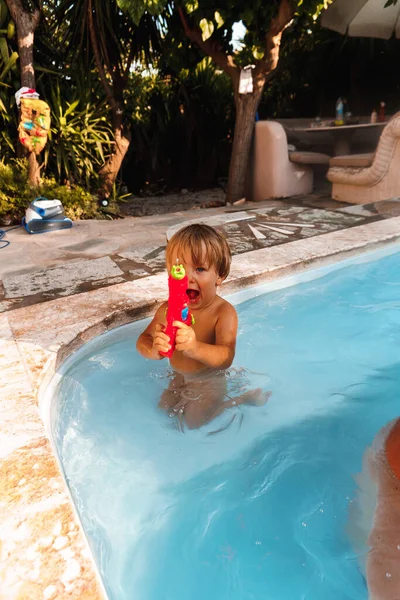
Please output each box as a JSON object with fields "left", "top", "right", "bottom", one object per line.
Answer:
{"left": 118, "top": 188, "right": 226, "bottom": 217}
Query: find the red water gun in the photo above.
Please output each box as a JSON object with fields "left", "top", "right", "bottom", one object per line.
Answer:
{"left": 160, "top": 263, "right": 194, "bottom": 358}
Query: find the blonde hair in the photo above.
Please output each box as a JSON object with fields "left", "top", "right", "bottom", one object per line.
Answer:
{"left": 166, "top": 224, "right": 231, "bottom": 280}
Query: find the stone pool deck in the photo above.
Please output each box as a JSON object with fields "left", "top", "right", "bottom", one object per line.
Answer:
{"left": 2, "top": 194, "right": 400, "bottom": 312}
{"left": 1, "top": 194, "right": 400, "bottom": 599}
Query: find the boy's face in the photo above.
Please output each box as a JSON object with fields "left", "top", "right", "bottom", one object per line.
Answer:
{"left": 167, "top": 243, "right": 222, "bottom": 311}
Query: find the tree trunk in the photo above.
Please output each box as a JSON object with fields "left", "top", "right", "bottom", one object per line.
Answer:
{"left": 99, "top": 127, "right": 131, "bottom": 199}
{"left": 27, "top": 151, "right": 40, "bottom": 186}
{"left": 5, "top": 0, "right": 40, "bottom": 187}
{"left": 226, "top": 79, "right": 265, "bottom": 204}
{"left": 86, "top": 0, "right": 131, "bottom": 200}
{"left": 177, "top": 1, "right": 292, "bottom": 204}
{"left": 98, "top": 100, "right": 131, "bottom": 199}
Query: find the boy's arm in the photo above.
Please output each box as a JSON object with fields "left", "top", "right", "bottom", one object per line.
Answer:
{"left": 136, "top": 302, "right": 168, "bottom": 360}
{"left": 174, "top": 303, "right": 238, "bottom": 369}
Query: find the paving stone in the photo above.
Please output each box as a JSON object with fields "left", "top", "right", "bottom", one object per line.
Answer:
{"left": 118, "top": 245, "right": 164, "bottom": 263}
{"left": 227, "top": 237, "right": 257, "bottom": 254}
{"left": 250, "top": 203, "right": 286, "bottom": 216}
{"left": 166, "top": 211, "right": 256, "bottom": 239}
{"left": 258, "top": 235, "right": 288, "bottom": 247}
{"left": 276, "top": 206, "right": 305, "bottom": 215}
{"left": 3, "top": 257, "right": 123, "bottom": 299}
{"left": 63, "top": 238, "right": 120, "bottom": 255}
{"left": 337, "top": 205, "right": 376, "bottom": 217}
{"left": 299, "top": 228, "right": 323, "bottom": 238}
{"left": 129, "top": 268, "right": 150, "bottom": 278}
{"left": 299, "top": 208, "right": 364, "bottom": 225}
{"left": 374, "top": 199, "right": 400, "bottom": 217}
{"left": 319, "top": 222, "right": 342, "bottom": 232}
{"left": 63, "top": 239, "right": 108, "bottom": 252}
{"left": 223, "top": 223, "right": 241, "bottom": 233}
{"left": 146, "top": 256, "right": 167, "bottom": 272}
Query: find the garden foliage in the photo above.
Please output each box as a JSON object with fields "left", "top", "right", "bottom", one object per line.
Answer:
{"left": 0, "top": 159, "right": 99, "bottom": 225}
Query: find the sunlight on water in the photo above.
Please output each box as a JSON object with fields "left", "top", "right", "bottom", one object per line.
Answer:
{"left": 53, "top": 251, "right": 400, "bottom": 600}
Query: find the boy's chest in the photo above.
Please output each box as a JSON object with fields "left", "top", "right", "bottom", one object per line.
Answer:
{"left": 191, "top": 311, "right": 218, "bottom": 344}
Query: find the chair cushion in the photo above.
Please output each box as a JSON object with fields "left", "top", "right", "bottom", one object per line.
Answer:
{"left": 329, "top": 153, "right": 374, "bottom": 168}
{"left": 289, "top": 151, "right": 331, "bottom": 165}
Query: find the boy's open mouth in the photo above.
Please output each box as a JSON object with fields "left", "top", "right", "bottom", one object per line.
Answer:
{"left": 186, "top": 288, "right": 200, "bottom": 302}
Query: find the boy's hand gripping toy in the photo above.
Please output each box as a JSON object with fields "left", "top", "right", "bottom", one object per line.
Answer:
{"left": 160, "top": 264, "right": 194, "bottom": 358}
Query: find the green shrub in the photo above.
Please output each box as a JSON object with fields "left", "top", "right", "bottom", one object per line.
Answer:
{"left": 44, "top": 81, "right": 113, "bottom": 189}
{"left": 0, "top": 159, "right": 101, "bottom": 225}
{"left": 39, "top": 180, "right": 100, "bottom": 220}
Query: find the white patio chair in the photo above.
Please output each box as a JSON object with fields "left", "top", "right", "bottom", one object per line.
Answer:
{"left": 327, "top": 112, "right": 400, "bottom": 203}
{"left": 249, "top": 120, "right": 330, "bottom": 202}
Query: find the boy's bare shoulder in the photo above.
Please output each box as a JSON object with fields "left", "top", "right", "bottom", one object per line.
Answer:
{"left": 215, "top": 295, "right": 237, "bottom": 318}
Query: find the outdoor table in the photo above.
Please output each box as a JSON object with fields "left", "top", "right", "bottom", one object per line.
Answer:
{"left": 291, "top": 120, "right": 387, "bottom": 156}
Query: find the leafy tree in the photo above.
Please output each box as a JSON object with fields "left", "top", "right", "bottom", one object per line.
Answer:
{"left": 159, "top": 0, "right": 328, "bottom": 203}
{"left": 5, "top": 0, "right": 41, "bottom": 186}
{"left": 50, "top": 0, "right": 165, "bottom": 200}
{"left": 0, "top": 0, "right": 18, "bottom": 158}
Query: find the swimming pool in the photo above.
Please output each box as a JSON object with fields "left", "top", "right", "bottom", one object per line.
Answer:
{"left": 51, "top": 248, "right": 400, "bottom": 600}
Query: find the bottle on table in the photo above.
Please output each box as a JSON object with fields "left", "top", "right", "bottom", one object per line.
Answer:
{"left": 370, "top": 109, "right": 377, "bottom": 124}
{"left": 335, "top": 97, "right": 344, "bottom": 125}
{"left": 379, "top": 101, "right": 386, "bottom": 122}
{"left": 343, "top": 98, "right": 351, "bottom": 122}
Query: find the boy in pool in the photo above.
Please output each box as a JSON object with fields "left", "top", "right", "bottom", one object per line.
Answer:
{"left": 136, "top": 223, "right": 268, "bottom": 429}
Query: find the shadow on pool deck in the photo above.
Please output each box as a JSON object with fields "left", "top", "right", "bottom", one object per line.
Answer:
{"left": 1, "top": 186, "right": 400, "bottom": 313}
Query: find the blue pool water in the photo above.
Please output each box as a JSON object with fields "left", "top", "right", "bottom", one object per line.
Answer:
{"left": 53, "top": 249, "right": 400, "bottom": 600}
